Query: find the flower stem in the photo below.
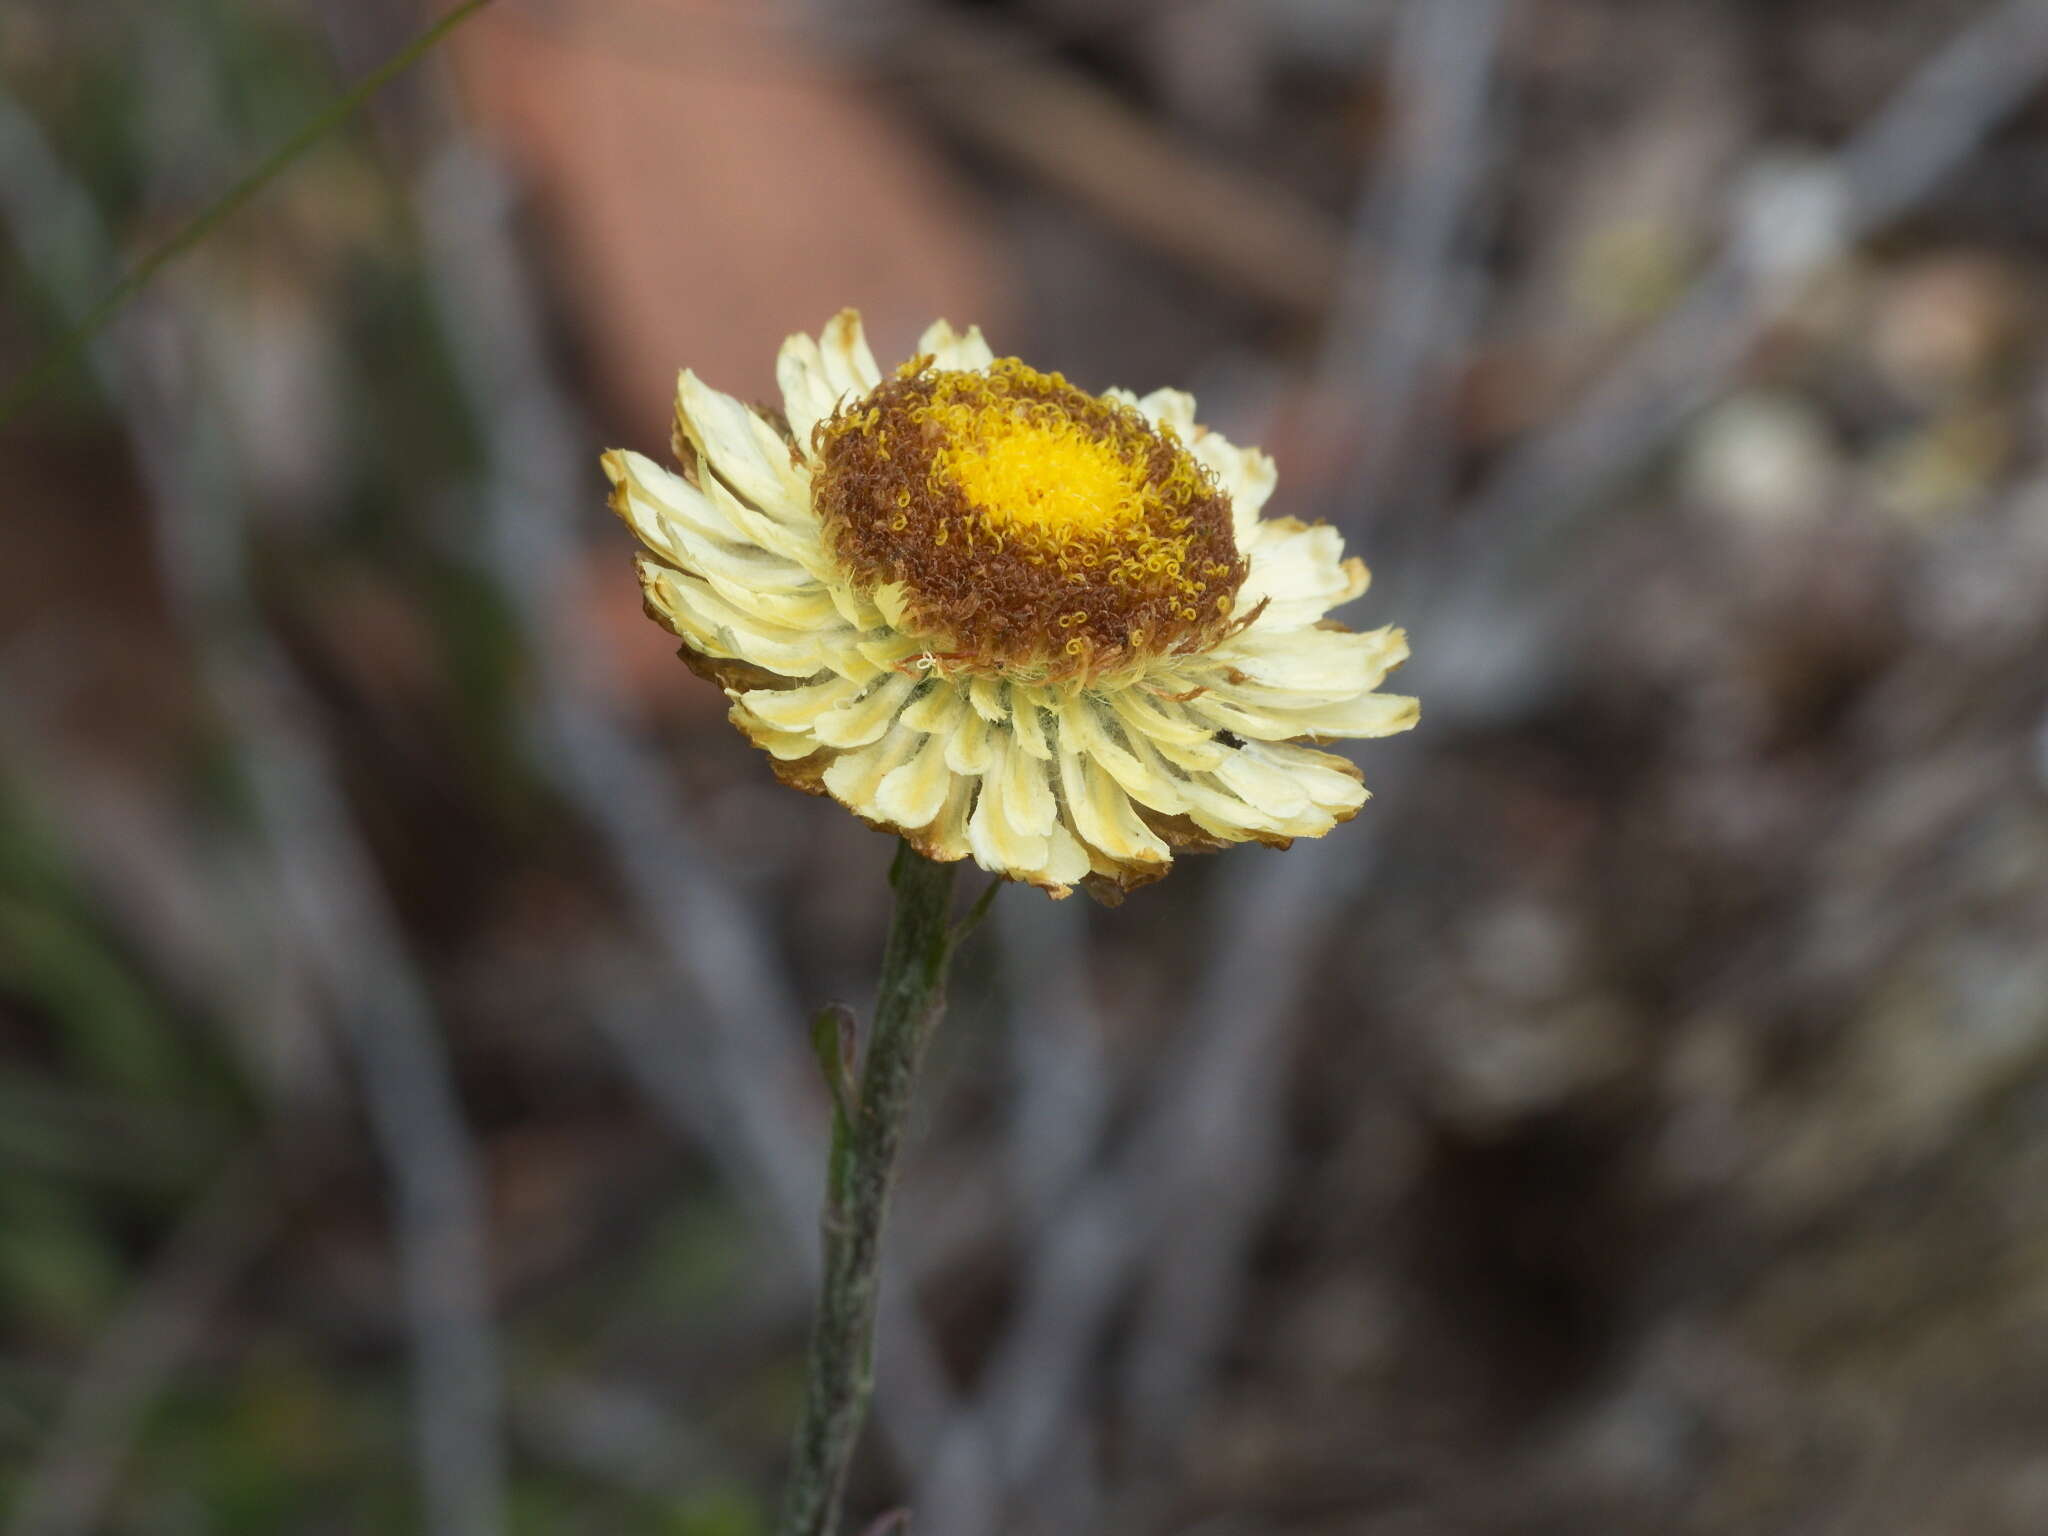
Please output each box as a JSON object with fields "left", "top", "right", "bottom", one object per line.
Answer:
{"left": 777, "top": 842, "right": 967, "bottom": 1536}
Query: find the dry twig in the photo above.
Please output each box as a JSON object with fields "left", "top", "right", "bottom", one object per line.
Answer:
{"left": 1119, "top": 0, "right": 1508, "bottom": 1461}
{"left": 0, "top": 86, "right": 508, "bottom": 1536}
{"left": 892, "top": 13, "right": 1348, "bottom": 319}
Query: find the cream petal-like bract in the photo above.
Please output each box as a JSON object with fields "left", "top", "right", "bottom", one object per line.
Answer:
{"left": 606, "top": 309, "right": 1416, "bottom": 899}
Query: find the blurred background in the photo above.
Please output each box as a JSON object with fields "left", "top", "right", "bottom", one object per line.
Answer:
{"left": 5, "top": 0, "right": 2048, "bottom": 1532}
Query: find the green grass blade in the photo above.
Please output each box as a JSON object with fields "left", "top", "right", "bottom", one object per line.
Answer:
{"left": 0, "top": 0, "right": 496, "bottom": 430}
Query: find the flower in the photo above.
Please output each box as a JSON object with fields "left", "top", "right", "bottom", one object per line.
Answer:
{"left": 605, "top": 310, "right": 1417, "bottom": 900}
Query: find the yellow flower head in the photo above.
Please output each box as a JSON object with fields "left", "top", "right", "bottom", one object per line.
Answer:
{"left": 604, "top": 311, "right": 1417, "bottom": 900}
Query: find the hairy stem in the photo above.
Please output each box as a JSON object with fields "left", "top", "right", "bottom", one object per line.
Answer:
{"left": 777, "top": 843, "right": 966, "bottom": 1536}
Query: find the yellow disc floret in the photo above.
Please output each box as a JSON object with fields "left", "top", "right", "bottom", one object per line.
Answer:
{"left": 934, "top": 374, "right": 1164, "bottom": 538}
{"left": 812, "top": 357, "right": 1247, "bottom": 681}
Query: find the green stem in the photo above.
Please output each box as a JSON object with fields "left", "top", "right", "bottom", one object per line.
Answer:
{"left": 777, "top": 843, "right": 966, "bottom": 1536}
{"left": 0, "top": 0, "right": 497, "bottom": 429}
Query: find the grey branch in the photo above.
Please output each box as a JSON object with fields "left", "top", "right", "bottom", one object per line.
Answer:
{"left": 0, "top": 86, "right": 507, "bottom": 1536}
{"left": 1119, "top": 0, "right": 1507, "bottom": 1459}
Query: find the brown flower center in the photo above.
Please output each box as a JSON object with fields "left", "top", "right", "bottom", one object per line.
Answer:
{"left": 811, "top": 358, "right": 1246, "bottom": 682}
